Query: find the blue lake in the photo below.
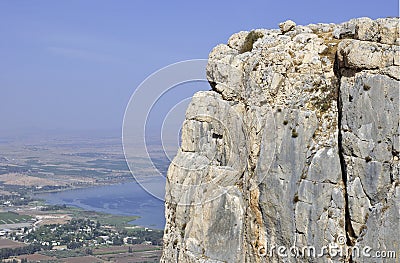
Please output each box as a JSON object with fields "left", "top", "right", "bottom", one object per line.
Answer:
{"left": 36, "top": 181, "right": 166, "bottom": 230}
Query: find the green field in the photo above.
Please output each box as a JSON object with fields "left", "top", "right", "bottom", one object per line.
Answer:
{"left": 0, "top": 211, "right": 32, "bottom": 224}
{"left": 51, "top": 207, "right": 140, "bottom": 228}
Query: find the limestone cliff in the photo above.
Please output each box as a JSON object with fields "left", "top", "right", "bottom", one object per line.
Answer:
{"left": 161, "top": 17, "right": 399, "bottom": 262}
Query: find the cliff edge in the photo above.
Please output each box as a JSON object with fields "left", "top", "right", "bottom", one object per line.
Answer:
{"left": 162, "top": 17, "right": 399, "bottom": 262}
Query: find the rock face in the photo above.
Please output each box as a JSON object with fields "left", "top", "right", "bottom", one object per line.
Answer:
{"left": 161, "top": 17, "right": 399, "bottom": 262}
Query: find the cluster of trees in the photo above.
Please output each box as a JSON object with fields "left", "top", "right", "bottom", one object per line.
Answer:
{"left": 67, "top": 241, "right": 83, "bottom": 249}
{"left": 0, "top": 195, "right": 33, "bottom": 206}
{"left": 122, "top": 229, "right": 163, "bottom": 246}
{"left": 24, "top": 219, "right": 101, "bottom": 245}
{"left": 0, "top": 165, "right": 28, "bottom": 174}
{"left": 40, "top": 204, "right": 67, "bottom": 211}
{"left": 23, "top": 218, "right": 163, "bottom": 247}
{"left": 2, "top": 218, "right": 163, "bottom": 261}
{"left": 0, "top": 244, "right": 45, "bottom": 260}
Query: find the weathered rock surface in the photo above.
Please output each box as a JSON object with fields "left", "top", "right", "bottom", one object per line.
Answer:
{"left": 162, "top": 17, "right": 399, "bottom": 262}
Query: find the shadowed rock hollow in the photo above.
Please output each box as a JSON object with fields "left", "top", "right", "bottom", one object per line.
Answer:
{"left": 161, "top": 17, "right": 399, "bottom": 263}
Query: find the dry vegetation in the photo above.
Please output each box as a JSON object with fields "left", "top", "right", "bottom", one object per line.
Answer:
{"left": 0, "top": 173, "right": 64, "bottom": 187}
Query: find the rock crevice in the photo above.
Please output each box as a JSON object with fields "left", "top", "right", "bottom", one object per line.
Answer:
{"left": 336, "top": 54, "right": 357, "bottom": 251}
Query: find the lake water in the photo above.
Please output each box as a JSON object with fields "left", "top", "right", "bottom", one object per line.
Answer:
{"left": 36, "top": 181, "right": 166, "bottom": 229}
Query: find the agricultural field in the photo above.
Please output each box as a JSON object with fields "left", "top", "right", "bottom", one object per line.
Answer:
{"left": 0, "top": 239, "right": 26, "bottom": 249}
{"left": 0, "top": 211, "right": 32, "bottom": 225}
{"left": 0, "top": 135, "right": 174, "bottom": 191}
{"left": 0, "top": 135, "right": 167, "bottom": 262}
{"left": 36, "top": 245, "right": 161, "bottom": 262}
{"left": 16, "top": 253, "right": 57, "bottom": 262}
{"left": 43, "top": 207, "right": 140, "bottom": 229}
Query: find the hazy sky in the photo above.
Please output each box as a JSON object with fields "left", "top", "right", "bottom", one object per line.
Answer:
{"left": 1, "top": 0, "right": 398, "bottom": 137}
